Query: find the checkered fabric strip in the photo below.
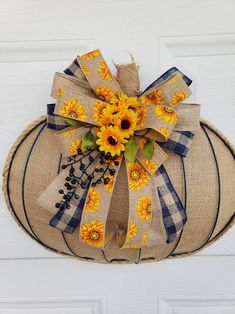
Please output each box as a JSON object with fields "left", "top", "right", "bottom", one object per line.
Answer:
{"left": 47, "top": 103, "right": 67, "bottom": 130}
{"left": 64, "top": 58, "right": 80, "bottom": 76}
{"left": 49, "top": 187, "right": 89, "bottom": 233}
{"left": 158, "top": 130, "right": 194, "bottom": 157}
{"left": 142, "top": 67, "right": 192, "bottom": 94}
{"left": 156, "top": 165, "right": 187, "bottom": 243}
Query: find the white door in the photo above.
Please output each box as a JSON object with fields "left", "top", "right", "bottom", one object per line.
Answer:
{"left": 0, "top": 1, "right": 235, "bottom": 313}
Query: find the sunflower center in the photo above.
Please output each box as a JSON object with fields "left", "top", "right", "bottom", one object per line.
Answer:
{"left": 121, "top": 119, "right": 130, "bottom": 130}
{"left": 131, "top": 170, "right": 140, "bottom": 180}
{"left": 164, "top": 107, "right": 174, "bottom": 113}
{"left": 146, "top": 204, "right": 152, "bottom": 213}
{"left": 70, "top": 111, "right": 77, "bottom": 118}
{"left": 90, "top": 231, "right": 99, "bottom": 240}
{"left": 108, "top": 136, "right": 118, "bottom": 146}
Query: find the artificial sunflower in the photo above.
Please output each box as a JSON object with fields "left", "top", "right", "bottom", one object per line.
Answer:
{"left": 80, "top": 49, "right": 100, "bottom": 60}
{"left": 85, "top": 188, "right": 100, "bottom": 213}
{"left": 96, "top": 126, "right": 128, "bottom": 156}
{"left": 96, "top": 87, "right": 114, "bottom": 102}
{"left": 69, "top": 138, "right": 82, "bottom": 155}
{"left": 127, "top": 220, "right": 138, "bottom": 241}
{"left": 98, "top": 59, "right": 113, "bottom": 80}
{"left": 99, "top": 104, "right": 121, "bottom": 126}
{"left": 137, "top": 196, "right": 152, "bottom": 222}
{"left": 155, "top": 105, "right": 178, "bottom": 125}
{"left": 115, "top": 109, "right": 138, "bottom": 137}
{"left": 127, "top": 162, "right": 150, "bottom": 191}
{"left": 110, "top": 93, "right": 141, "bottom": 110}
{"left": 170, "top": 91, "right": 187, "bottom": 106}
{"left": 141, "top": 159, "right": 157, "bottom": 174}
{"left": 141, "top": 89, "right": 164, "bottom": 106}
{"left": 93, "top": 101, "right": 107, "bottom": 125}
{"left": 59, "top": 98, "right": 87, "bottom": 121}
{"left": 80, "top": 220, "right": 104, "bottom": 247}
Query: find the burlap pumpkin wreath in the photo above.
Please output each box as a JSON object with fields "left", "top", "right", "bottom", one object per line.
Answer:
{"left": 2, "top": 49, "right": 235, "bottom": 263}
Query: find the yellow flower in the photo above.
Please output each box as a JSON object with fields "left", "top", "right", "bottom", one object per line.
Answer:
{"left": 63, "top": 130, "right": 76, "bottom": 138}
{"left": 80, "top": 49, "right": 100, "bottom": 60}
{"left": 110, "top": 93, "right": 141, "bottom": 110}
{"left": 169, "top": 74, "right": 180, "bottom": 84}
{"left": 141, "top": 89, "right": 164, "bottom": 106}
{"left": 115, "top": 109, "right": 138, "bottom": 137}
{"left": 136, "top": 106, "right": 147, "bottom": 129}
{"left": 141, "top": 232, "right": 148, "bottom": 246}
{"left": 156, "top": 127, "right": 170, "bottom": 137}
{"left": 80, "top": 64, "right": 90, "bottom": 77}
{"left": 102, "top": 175, "right": 114, "bottom": 193}
{"left": 137, "top": 196, "right": 152, "bottom": 222}
{"left": 127, "top": 220, "right": 138, "bottom": 241}
{"left": 127, "top": 162, "right": 150, "bottom": 191}
{"left": 155, "top": 105, "right": 178, "bottom": 125}
{"left": 96, "top": 87, "right": 114, "bottom": 103}
{"left": 57, "top": 88, "right": 64, "bottom": 97}
{"left": 69, "top": 138, "right": 82, "bottom": 155}
{"left": 80, "top": 220, "right": 104, "bottom": 247}
{"left": 100, "top": 104, "right": 121, "bottom": 126}
{"left": 98, "top": 59, "right": 113, "bottom": 80}
{"left": 170, "top": 91, "right": 187, "bottom": 106}
{"left": 96, "top": 126, "right": 128, "bottom": 156}
{"left": 59, "top": 98, "right": 87, "bottom": 121}
{"left": 93, "top": 101, "right": 107, "bottom": 125}
{"left": 85, "top": 188, "right": 100, "bottom": 213}
{"left": 122, "top": 245, "right": 138, "bottom": 249}
{"left": 141, "top": 159, "right": 157, "bottom": 174}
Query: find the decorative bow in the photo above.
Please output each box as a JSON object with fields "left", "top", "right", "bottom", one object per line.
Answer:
{"left": 38, "top": 49, "right": 200, "bottom": 249}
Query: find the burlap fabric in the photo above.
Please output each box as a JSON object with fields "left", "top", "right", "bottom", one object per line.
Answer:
{"left": 2, "top": 61, "right": 235, "bottom": 263}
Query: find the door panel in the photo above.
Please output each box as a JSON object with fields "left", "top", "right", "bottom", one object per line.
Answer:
{"left": 0, "top": 1, "right": 234, "bottom": 313}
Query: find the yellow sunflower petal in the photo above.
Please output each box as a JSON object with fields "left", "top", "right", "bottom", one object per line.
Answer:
{"left": 154, "top": 105, "right": 177, "bottom": 125}
{"left": 80, "top": 220, "right": 104, "bottom": 247}
{"left": 127, "top": 162, "right": 150, "bottom": 191}
{"left": 96, "top": 126, "right": 128, "bottom": 156}
{"left": 59, "top": 98, "right": 87, "bottom": 121}
{"left": 137, "top": 196, "right": 152, "bottom": 222}
{"left": 85, "top": 188, "right": 100, "bottom": 213}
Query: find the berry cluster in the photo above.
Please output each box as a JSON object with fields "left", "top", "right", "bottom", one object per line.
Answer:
{"left": 55, "top": 147, "right": 119, "bottom": 211}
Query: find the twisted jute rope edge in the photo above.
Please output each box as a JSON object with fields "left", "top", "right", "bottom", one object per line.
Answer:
{"left": 2, "top": 116, "right": 235, "bottom": 264}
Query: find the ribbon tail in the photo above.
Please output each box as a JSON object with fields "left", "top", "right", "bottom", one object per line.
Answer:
{"left": 49, "top": 185, "right": 89, "bottom": 233}
{"left": 156, "top": 165, "right": 187, "bottom": 243}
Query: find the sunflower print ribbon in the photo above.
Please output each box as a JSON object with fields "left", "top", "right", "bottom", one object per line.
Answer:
{"left": 38, "top": 49, "right": 200, "bottom": 249}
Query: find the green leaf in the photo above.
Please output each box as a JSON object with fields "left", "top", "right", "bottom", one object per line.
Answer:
{"left": 64, "top": 118, "right": 82, "bottom": 127}
{"left": 124, "top": 137, "right": 139, "bottom": 163}
{"left": 143, "top": 140, "right": 155, "bottom": 160}
{"left": 81, "top": 131, "right": 95, "bottom": 151}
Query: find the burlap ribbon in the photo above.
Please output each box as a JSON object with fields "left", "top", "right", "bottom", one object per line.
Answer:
{"left": 38, "top": 49, "right": 200, "bottom": 249}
